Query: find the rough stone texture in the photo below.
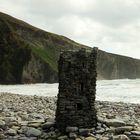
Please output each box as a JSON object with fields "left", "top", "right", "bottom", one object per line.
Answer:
{"left": 56, "top": 48, "right": 98, "bottom": 131}
{"left": 22, "top": 54, "right": 58, "bottom": 83}
{"left": 1, "top": 93, "right": 140, "bottom": 139}
{"left": 25, "top": 127, "right": 42, "bottom": 137}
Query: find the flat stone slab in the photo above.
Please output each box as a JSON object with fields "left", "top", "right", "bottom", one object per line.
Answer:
{"left": 131, "top": 131, "right": 140, "bottom": 136}
{"left": 101, "top": 118, "right": 126, "bottom": 127}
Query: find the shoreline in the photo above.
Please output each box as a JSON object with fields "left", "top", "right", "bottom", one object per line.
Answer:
{"left": 1, "top": 92, "right": 140, "bottom": 139}
{"left": 1, "top": 91, "right": 140, "bottom": 105}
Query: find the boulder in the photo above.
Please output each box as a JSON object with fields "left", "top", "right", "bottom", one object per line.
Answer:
{"left": 113, "top": 134, "right": 129, "bottom": 140}
{"left": 42, "top": 122, "right": 55, "bottom": 130}
{"left": 129, "top": 135, "right": 140, "bottom": 140}
{"left": 25, "top": 127, "right": 41, "bottom": 137}
{"left": 131, "top": 131, "right": 140, "bottom": 136}
{"left": 113, "top": 126, "right": 133, "bottom": 134}
{"left": 66, "top": 127, "right": 78, "bottom": 133}
{"left": 0, "top": 120, "right": 5, "bottom": 128}
{"left": 69, "top": 132, "right": 77, "bottom": 139}
{"left": 85, "top": 136, "right": 96, "bottom": 140}
{"left": 57, "top": 135, "right": 68, "bottom": 140}
{"left": 105, "top": 119, "right": 126, "bottom": 127}
{"left": 6, "top": 128, "right": 17, "bottom": 136}
{"left": 79, "top": 128, "right": 90, "bottom": 136}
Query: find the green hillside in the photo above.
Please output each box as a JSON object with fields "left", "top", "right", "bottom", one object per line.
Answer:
{"left": 0, "top": 12, "right": 89, "bottom": 84}
{"left": 0, "top": 12, "right": 140, "bottom": 84}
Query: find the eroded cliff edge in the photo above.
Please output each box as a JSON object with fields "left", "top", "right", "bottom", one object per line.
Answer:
{"left": 0, "top": 12, "right": 140, "bottom": 84}
{"left": 97, "top": 50, "right": 140, "bottom": 79}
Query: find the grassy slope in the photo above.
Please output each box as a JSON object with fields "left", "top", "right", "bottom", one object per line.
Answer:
{"left": 0, "top": 12, "right": 89, "bottom": 74}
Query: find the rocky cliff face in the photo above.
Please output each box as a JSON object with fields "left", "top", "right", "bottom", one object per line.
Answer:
{"left": 0, "top": 12, "right": 140, "bottom": 84}
{"left": 22, "top": 54, "right": 57, "bottom": 83}
{"left": 97, "top": 50, "right": 140, "bottom": 79}
{"left": 0, "top": 18, "right": 31, "bottom": 84}
{"left": 0, "top": 12, "right": 88, "bottom": 84}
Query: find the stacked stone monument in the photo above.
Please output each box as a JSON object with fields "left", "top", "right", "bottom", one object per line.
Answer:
{"left": 56, "top": 48, "right": 98, "bottom": 132}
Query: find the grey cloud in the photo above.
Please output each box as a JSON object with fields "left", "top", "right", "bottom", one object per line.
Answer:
{"left": 83, "top": 0, "right": 140, "bottom": 28}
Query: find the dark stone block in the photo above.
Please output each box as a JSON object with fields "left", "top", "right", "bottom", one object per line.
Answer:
{"left": 55, "top": 48, "right": 98, "bottom": 132}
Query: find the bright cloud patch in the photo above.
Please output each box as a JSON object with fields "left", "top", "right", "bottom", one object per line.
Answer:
{"left": 0, "top": 0, "right": 140, "bottom": 59}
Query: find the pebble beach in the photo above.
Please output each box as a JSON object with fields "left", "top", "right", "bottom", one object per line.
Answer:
{"left": 1, "top": 93, "right": 140, "bottom": 140}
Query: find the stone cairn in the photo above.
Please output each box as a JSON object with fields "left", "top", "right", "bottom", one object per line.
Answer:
{"left": 56, "top": 48, "right": 98, "bottom": 132}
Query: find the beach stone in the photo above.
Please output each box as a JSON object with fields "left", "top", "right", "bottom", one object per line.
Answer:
{"left": 107, "top": 133, "right": 114, "bottom": 140}
{"left": 98, "top": 117, "right": 106, "bottom": 123}
{"left": 131, "top": 131, "right": 140, "bottom": 136}
{"left": 57, "top": 135, "right": 68, "bottom": 140}
{"left": 26, "top": 127, "right": 41, "bottom": 137}
{"left": 75, "top": 138, "right": 81, "bottom": 140}
{"left": 18, "top": 126, "right": 29, "bottom": 134}
{"left": 28, "top": 119, "right": 45, "bottom": 124}
{"left": 28, "top": 122, "right": 41, "bottom": 128}
{"left": 101, "top": 137, "right": 109, "bottom": 140}
{"left": 85, "top": 136, "right": 96, "bottom": 140}
{"left": 69, "top": 132, "right": 77, "bottom": 138}
{"left": 19, "top": 121, "right": 28, "bottom": 126}
{"left": 42, "top": 122, "right": 55, "bottom": 129}
{"left": 124, "top": 131, "right": 131, "bottom": 136}
{"left": 11, "top": 126, "right": 20, "bottom": 131}
{"left": 20, "top": 114, "right": 29, "bottom": 121}
{"left": 29, "top": 113, "right": 44, "bottom": 120}
{"left": 0, "top": 105, "right": 3, "bottom": 112}
{"left": 42, "top": 131, "right": 56, "bottom": 139}
{"left": 66, "top": 126, "right": 78, "bottom": 133}
{"left": 113, "top": 126, "right": 133, "bottom": 134}
{"left": 18, "top": 136, "right": 30, "bottom": 140}
{"left": 134, "top": 127, "right": 140, "bottom": 131}
{"left": 0, "top": 120, "right": 5, "bottom": 128}
{"left": 113, "top": 134, "right": 129, "bottom": 140}
{"left": 12, "top": 135, "right": 21, "bottom": 139}
{"left": 88, "top": 133, "right": 95, "bottom": 137}
{"left": 8, "top": 121, "right": 18, "bottom": 127}
{"left": 0, "top": 133, "right": 6, "bottom": 139}
{"left": 129, "top": 135, "right": 140, "bottom": 140}
{"left": 4, "top": 117, "right": 16, "bottom": 123}
{"left": 0, "top": 117, "right": 4, "bottom": 120}
{"left": 96, "top": 128, "right": 105, "bottom": 134}
{"left": 6, "top": 128, "right": 17, "bottom": 136}
{"left": 105, "top": 119, "right": 126, "bottom": 127}
{"left": 79, "top": 128, "right": 90, "bottom": 136}
{"left": 106, "top": 114, "right": 116, "bottom": 119}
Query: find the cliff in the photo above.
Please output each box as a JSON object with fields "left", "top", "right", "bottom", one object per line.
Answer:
{"left": 0, "top": 12, "right": 140, "bottom": 84}
{"left": 0, "top": 12, "right": 88, "bottom": 84}
{"left": 97, "top": 50, "right": 140, "bottom": 79}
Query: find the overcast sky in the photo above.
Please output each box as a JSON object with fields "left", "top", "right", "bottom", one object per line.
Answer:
{"left": 1, "top": 0, "right": 140, "bottom": 59}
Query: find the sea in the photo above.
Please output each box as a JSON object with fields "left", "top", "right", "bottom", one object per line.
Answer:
{"left": 0, "top": 79, "right": 140, "bottom": 104}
